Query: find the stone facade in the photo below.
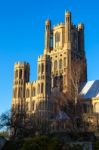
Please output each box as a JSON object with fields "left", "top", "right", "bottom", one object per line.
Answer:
{"left": 12, "top": 11, "right": 87, "bottom": 119}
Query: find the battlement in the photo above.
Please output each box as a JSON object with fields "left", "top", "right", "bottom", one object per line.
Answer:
{"left": 31, "top": 80, "right": 38, "bottom": 85}
{"left": 26, "top": 80, "right": 38, "bottom": 86}
{"left": 71, "top": 23, "right": 77, "bottom": 29}
{"left": 53, "top": 23, "right": 64, "bottom": 29}
{"left": 38, "top": 54, "right": 50, "bottom": 61}
{"left": 26, "top": 82, "right": 32, "bottom": 86}
{"left": 14, "top": 61, "right": 30, "bottom": 68}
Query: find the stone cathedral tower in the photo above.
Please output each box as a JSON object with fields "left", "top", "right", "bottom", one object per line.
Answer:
{"left": 12, "top": 11, "right": 87, "bottom": 120}
{"left": 12, "top": 62, "right": 30, "bottom": 114}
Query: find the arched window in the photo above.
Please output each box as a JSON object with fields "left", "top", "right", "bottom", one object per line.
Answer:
{"left": 18, "top": 87, "right": 22, "bottom": 98}
{"left": 19, "top": 69, "right": 22, "bottom": 79}
{"left": 54, "top": 76, "right": 58, "bottom": 87}
{"left": 54, "top": 60, "right": 57, "bottom": 71}
{"left": 24, "top": 69, "right": 27, "bottom": 79}
{"left": 41, "top": 63, "right": 44, "bottom": 73}
{"left": 26, "top": 102, "right": 29, "bottom": 111}
{"left": 38, "top": 64, "right": 41, "bottom": 73}
{"left": 32, "top": 101, "right": 35, "bottom": 110}
{"left": 26, "top": 89, "right": 29, "bottom": 98}
{"left": 55, "top": 32, "right": 60, "bottom": 43}
{"left": 41, "top": 83, "right": 44, "bottom": 93}
{"left": 38, "top": 84, "right": 40, "bottom": 94}
{"left": 14, "top": 88, "right": 17, "bottom": 98}
{"left": 32, "top": 87, "right": 36, "bottom": 97}
{"left": 24, "top": 69, "right": 29, "bottom": 82}
{"left": 15, "top": 70, "right": 18, "bottom": 79}
{"left": 59, "top": 59, "right": 62, "bottom": 69}
{"left": 64, "top": 57, "right": 66, "bottom": 67}
{"left": 46, "top": 63, "right": 49, "bottom": 73}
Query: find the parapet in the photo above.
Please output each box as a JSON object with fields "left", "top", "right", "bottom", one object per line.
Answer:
{"left": 26, "top": 80, "right": 38, "bottom": 91}
{"left": 53, "top": 22, "right": 64, "bottom": 30}
{"left": 14, "top": 61, "right": 30, "bottom": 69}
{"left": 26, "top": 82, "right": 32, "bottom": 87}
{"left": 38, "top": 54, "right": 50, "bottom": 61}
{"left": 31, "top": 80, "right": 38, "bottom": 85}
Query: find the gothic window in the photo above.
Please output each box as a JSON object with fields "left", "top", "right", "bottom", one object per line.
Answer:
{"left": 50, "top": 33, "right": 53, "bottom": 48}
{"left": 32, "top": 87, "right": 36, "bottom": 97}
{"left": 14, "top": 88, "right": 17, "bottom": 98}
{"left": 26, "top": 89, "right": 29, "bottom": 98}
{"left": 24, "top": 69, "right": 29, "bottom": 82}
{"left": 37, "top": 101, "right": 41, "bottom": 110}
{"left": 32, "top": 101, "right": 35, "bottom": 110}
{"left": 15, "top": 70, "right": 18, "bottom": 79}
{"left": 59, "top": 59, "right": 62, "bottom": 69}
{"left": 54, "top": 60, "right": 57, "bottom": 71}
{"left": 24, "top": 70, "right": 27, "bottom": 81}
{"left": 64, "top": 57, "right": 66, "bottom": 67}
{"left": 41, "top": 83, "right": 44, "bottom": 93}
{"left": 46, "top": 63, "right": 49, "bottom": 73}
{"left": 41, "top": 63, "right": 44, "bottom": 73}
{"left": 38, "top": 84, "right": 40, "bottom": 94}
{"left": 54, "top": 76, "right": 58, "bottom": 87}
{"left": 18, "top": 88, "right": 22, "bottom": 98}
{"left": 26, "top": 102, "right": 28, "bottom": 111}
{"left": 38, "top": 64, "right": 41, "bottom": 73}
{"left": 59, "top": 75, "right": 63, "bottom": 91}
{"left": 19, "top": 69, "right": 22, "bottom": 79}
{"left": 55, "top": 32, "right": 60, "bottom": 43}
{"left": 73, "top": 32, "right": 77, "bottom": 49}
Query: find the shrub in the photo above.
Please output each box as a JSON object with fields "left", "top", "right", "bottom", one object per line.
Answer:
{"left": 48, "top": 137, "right": 62, "bottom": 150}
{"left": 93, "top": 141, "right": 99, "bottom": 150}
{"left": 20, "top": 142, "right": 40, "bottom": 150}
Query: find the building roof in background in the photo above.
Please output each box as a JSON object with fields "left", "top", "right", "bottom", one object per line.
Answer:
{"left": 80, "top": 80, "right": 99, "bottom": 99}
{"left": 55, "top": 111, "right": 70, "bottom": 120}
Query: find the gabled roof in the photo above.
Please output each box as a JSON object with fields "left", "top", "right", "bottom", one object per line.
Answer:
{"left": 55, "top": 111, "right": 70, "bottom": 120}
{"left": 80, "top": 80, "right": 99, "bottom": 99}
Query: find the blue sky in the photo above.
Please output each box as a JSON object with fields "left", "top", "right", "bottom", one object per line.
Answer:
{"left": 0, "top": 0, "right": 99, "bottom": 115}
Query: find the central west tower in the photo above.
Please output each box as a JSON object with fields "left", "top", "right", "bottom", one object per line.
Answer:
{"left": 12, "top": 11, "right": 87, "bottom": 120}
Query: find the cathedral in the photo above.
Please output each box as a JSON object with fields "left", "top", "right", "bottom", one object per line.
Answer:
{"left": 12, "top": 11, "right": 87, "bottom": 121}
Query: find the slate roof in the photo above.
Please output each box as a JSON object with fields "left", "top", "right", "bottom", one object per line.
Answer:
{"left": 80, "top": 80, "right": 99, "bottom": 99}
{"left": 55, "top": 111, "right": 70, "bottom": 120}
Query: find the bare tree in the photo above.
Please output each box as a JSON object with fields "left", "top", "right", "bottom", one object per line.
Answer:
{"left": 70, "top": 58, "right": 85, "bottom": 113}
{"left": 51, "top": 58, "right": 86, "bottom": 130}
{"left": 0, "top": 110, "right": 12, "bottom": 130}
{"left": 0, "top": 109, "right": 28, "bottom": 138}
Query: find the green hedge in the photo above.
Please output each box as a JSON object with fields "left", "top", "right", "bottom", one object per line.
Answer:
{"left": 3, "top": 136, "right": 84, "bottom": 150}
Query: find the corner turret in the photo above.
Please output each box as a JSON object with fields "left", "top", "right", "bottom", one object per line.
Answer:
{"left": 44, "top": 19, "right": 51, "bottom": 54}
